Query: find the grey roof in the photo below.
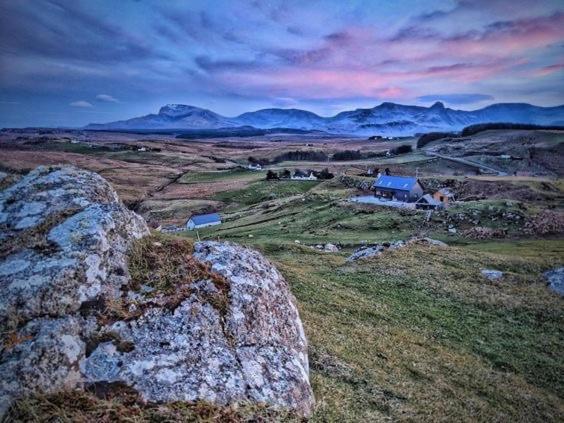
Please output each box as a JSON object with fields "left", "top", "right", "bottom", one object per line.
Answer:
{"left": 189, "top": 213, "right": 221, "bottom": 225}
{"left": 372, "top": 175, "right": 418, "bottom": 191}
{"left": 437, "top": 188, "right": 454, "bottom": 196}
{"left": 416, "top": 194, "right": 441, "bottom": 205}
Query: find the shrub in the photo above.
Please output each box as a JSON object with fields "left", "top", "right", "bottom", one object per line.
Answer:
{"left": 390, "top": 144, "right": 412, "bottom": 155}
{"left": 314, "top": 168, "right": 334, "bottom": 180}
{"left": 266, "top": 170, "right": 279, "bottom": 180}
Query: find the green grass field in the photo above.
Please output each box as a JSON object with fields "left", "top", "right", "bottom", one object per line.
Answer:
{"left": 178, "top": 173, "right": 564, "bottom": 421}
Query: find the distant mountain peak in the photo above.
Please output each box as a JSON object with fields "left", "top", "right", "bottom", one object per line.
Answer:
{"left": 158, "top": 104, "right": 205, "bottom": 116}
{"left": 86, "top": 101, "right": 564, "bottom": 136}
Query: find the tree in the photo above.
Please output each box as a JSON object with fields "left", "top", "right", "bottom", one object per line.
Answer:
{"left": 391, "top": 144, "right": 412, "bottom": 155}
{"left": 316, "top": 168, "right": 334, "bottom": 180}
{"left": 266, "top": 170, "right": 279, "bottom": 180}
{"left": 280, "top": 169, "right": 291, "bottom": 179}
{"left": 385, "top": 168, "right": 391, "bottom": 176}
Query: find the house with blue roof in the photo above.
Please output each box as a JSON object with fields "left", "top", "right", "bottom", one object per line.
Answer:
{"left": 372, "top": 175, "right": 424, "bottom": 202}
{"left": 186, "top": 213, "right": 222, "bottom": 230}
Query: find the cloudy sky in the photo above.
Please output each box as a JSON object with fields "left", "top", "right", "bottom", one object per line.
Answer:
{"left": 0, "top": 0, "right": 563, "bottom": 127}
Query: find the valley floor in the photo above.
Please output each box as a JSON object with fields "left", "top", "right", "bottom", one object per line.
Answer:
{"left": 1, "top": 129, "right": 563, "bottom": 421}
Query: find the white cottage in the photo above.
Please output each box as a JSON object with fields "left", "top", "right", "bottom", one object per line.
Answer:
{"left": 186, "top": 213, "right": 222, "bottom": 230}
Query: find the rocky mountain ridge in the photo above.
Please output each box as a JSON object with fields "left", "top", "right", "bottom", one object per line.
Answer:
{"left": 85, "top": 101, "right": 564, "bottom": 136}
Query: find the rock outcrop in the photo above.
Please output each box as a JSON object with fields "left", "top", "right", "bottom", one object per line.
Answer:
{"left": 348, "top": 237, "right": 448, "bottom": 261}
{"left": 0, "top": 166, "right": 314, "bottom": 418}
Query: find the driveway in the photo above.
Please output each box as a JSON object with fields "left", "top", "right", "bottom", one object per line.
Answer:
{"left": 349, "top": 196, "right": 415, "bottom": 209}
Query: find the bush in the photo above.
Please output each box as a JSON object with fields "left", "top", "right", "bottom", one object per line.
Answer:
{"left": 390, "top": 144, "right": 412, "bottom": 155}
{"left": 266, "top": 170, "right": 279, "bottom": 180}
{"left": 314, "top": 168, "right": 334, "bottom": 180}
{"left": 280, "top": 169, "right": 291, "bottom": 179}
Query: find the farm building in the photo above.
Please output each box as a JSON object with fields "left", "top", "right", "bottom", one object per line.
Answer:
{"left": 291, "top": 170, "right": 317, "bottom": 181}
{"left": 372, "top": 175, "right": 424, "bottom": 202}
{"left": 186, "top": 213, "right": 222, "bottom": 230}
{"left": 433, "top": 188, "right": 455, "bottom": 208}
{"left": 415, "top": 194, "right": 443, "bottom": 210}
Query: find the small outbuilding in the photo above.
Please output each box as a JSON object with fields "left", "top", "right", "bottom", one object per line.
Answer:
{"left": 186, "top": 213, "right": 222, "bottom": 230}
{"left": 415, "top": 194, "right": 443, "bottom": 210}
{"left": 433, "top": 188, "right": 455, "bottom": 208}
{"left": 372, "top": 175, "right": 424, "bottom": 202}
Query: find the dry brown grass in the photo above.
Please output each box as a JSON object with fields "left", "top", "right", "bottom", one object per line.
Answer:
{"left": 83, "top": 234, "right": 230, "bottom": 327}
{"left": 4, "top": 390, "right": 297, "bottom": 423}
{"left": 0, "top": 207, "right": 80, "bottom": 258}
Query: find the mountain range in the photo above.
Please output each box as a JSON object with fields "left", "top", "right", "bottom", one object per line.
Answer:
{"left": 85, "top": 102, "right": 564, "bottom": 136}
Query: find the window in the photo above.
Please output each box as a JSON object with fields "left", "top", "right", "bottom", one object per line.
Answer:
{"left": 440, "top": 196, "right": 444, "bottom": 201}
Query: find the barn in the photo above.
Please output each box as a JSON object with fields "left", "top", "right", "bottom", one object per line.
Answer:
{"left": 372, "top": 175, "right": 424, "bottom": 202}
{"left": 186, "top": 213, "right": 222, "bottom": 230}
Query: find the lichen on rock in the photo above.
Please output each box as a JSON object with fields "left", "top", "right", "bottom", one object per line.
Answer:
{"left": 0, "top": 165, "right": 314, "bottom": 418}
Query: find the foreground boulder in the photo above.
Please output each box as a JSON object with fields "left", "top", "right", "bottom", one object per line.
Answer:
{"left": 0, "top": 166, "right": 314, "bottom": 418}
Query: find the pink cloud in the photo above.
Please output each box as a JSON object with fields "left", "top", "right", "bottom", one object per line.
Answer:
{"left": 534, "top": 63, "right": 564, "bottom": 76}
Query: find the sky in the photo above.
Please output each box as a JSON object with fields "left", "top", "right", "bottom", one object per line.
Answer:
{"left": 0, "top": 0, "right": 563, "bottom": 127}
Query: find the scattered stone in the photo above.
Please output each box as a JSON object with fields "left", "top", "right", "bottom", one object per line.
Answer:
{"left": 348, "top": 237, "right": 447, "bottom": 261}
{"left": 448, "top": 228, "right": 457, "bottom": 234}
{"left": 481, "top": 269, "right": 504, "bottom": 281}
{"left": 324, "top": 243, "right": 339, "bottom": 253}
{"left": 462, "top": 226, "right": 507, "bottom": 240}
{"left": 543, "top": 267, "right": 564, "bottom": 296}
{"left": 294, "top": 240, "right": 301, "bottom": 244}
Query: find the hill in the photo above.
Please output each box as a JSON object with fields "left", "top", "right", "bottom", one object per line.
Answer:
{"left": 85, "top": 102, "right": 564, "bottom": 136}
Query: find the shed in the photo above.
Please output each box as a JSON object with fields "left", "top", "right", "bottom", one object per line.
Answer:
{"left": 372, "top": 175, "right": 424, "bottom": 202}
{"left": 415, "top": 194, "right": 443, "bottom": 210}
{"left": 433, "top": 188, "right": 455, "bottom": 208}
{"left": 186, "top": 213, "right": 222, "bottom": 230}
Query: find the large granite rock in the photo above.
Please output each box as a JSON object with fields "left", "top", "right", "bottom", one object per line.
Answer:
{"left": 0, "top": 166, "right": 314, "bottom": 418}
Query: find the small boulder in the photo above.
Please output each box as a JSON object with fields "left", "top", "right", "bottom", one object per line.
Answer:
{"left": 324, "top": 243, "right": 339, "bottom": 253}
{"left": 481, "top": 269, "right": 504, "bottom": 281}
{"left": 543, "top": 267, "right": 564, "bottom": 296}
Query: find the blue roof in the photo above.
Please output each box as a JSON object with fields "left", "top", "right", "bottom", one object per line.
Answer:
{"left": 189, "top": 213, "right": 221, "bottom": 225}
{"left": 372, "top": 175, "right": 418, "bottom": 191}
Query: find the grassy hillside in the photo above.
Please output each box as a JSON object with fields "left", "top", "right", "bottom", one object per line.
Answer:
{"left": 179, "top": 176, "right": 564, "bottom": 421}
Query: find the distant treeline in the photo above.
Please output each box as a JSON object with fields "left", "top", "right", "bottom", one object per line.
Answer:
{"left": 460, "top": 122, "right": 564, "bottom": 137}
{"left": 250, "top": 146, "right": 413, "bottom": 165}
{"left": 416, "top": 123, "right": 564, "bottom": 148}
{"left": 175, "top": 126, "right": 321, "bottom": 139}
